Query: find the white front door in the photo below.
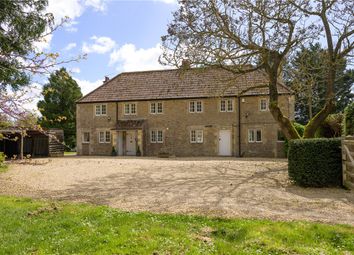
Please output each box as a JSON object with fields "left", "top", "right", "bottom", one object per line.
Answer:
{"left": 126, "top": 131, "right": 136, "bottom": 156}
{"left": 218, "top": 130, "right": 232, "bottom": 156}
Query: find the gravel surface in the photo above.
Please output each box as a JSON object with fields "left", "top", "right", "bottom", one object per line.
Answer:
{"left": 0, "top": 157, "right": 353, "bottom": 225}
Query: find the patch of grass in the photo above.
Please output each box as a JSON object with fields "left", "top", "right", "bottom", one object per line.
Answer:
{"left": 0, "top": 196, "right": 353, "bottom": 254}
{"left": 64, "top": 151, "right": 77, "bottom": 156}
{"left": 0, "top": 164, "right": 8, "bottom": 173}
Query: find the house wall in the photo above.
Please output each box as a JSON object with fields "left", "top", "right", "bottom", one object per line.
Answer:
{"left": 76, "top": 95, "right": 294, "bottom": 157}
{"left": 76, "top": 102, "right": 117, "bottom": 155}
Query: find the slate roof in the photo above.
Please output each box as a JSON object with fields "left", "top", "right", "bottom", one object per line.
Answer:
{"left": 77, "top": 68, "right": 291, "bottom": 103}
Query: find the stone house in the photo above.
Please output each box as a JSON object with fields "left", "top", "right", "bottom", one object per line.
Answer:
{"left": 76, "top": 68, "right": 294, "bottom": 157}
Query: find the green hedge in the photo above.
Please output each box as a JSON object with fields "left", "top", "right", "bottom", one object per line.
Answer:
{"left": 343, "top": 102, "right": 354, "bottom": 136}
{"left": 288, "top": 138, "right": 342, "bottom": 187}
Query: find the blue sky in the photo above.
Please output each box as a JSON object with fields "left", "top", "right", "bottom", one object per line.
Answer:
{"left": 34, "top": 0, "right": 178, "bottom": 97}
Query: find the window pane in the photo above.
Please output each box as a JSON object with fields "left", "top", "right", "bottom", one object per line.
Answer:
{"left": 190, "top": 130, "right": 196, "bottom": 142}
{"left": 260, "top": 99, "right": 267, "bottom": 111}
{"left": 157, "top": 102, "right": 163, "bottom": 113}
{"left": 196, "top": 101, "right": 202, "bottom": 112}
{"left": 124, "top": 104, "right": 130, "bottom": 114}
{"left": 220, "top": 100, "right": 226, "bottom": 112}
{"left": 157, "top": 130, "right": 163, "bottom": 142}
{"left": 130, "top": 104, "right": 136, "bottom": 114}
{"left": 248, "top": 130, "right": 254, "bottom": 142}
{"left": 101, "top": 105, "right": 107, "bottom": 115}
{"left": 95, "top": 105, "right": 101, "bottom": 115}
{"left": 99, "top": 132, "right": 105, "bottom": 143}
{"left": 131, "top": 104, "right": 136, "bottom": 114}
{"left": 105, "top": 131, "right": 111, "bottom": 143}
{"left": 83, "top": 132, "right": 90, "bottom": 142}
{"left": 151, "top": 130, "right": 156, "bottom": 143}
{"left": 256, "top": 130, "right": 262, "bottom": 142}
{"left": 227, "top": 99, "right": 233, "bottom": 111}
{"left": 189, "top": 102, "right": 195, "bottom": 112}
{"left": 196, "top": 130, "right": 203, "bottom": 143}
{"left": 277, "top": 130, "right": 285, "bottom": 141}
{"left": 150, "top": 103, "right": 156, "bottom": 114}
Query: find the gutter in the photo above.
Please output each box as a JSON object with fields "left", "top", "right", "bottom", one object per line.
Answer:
{"left": 238, "top": 96, "right": 242, "bottom": 157}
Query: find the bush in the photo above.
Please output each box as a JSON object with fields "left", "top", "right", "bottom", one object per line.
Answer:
{"left": 343, "top": 102, "right": 354, "bottom": 136}
{"left": 0, "top": 152, "right": 5, "bottom": 167}
{"left": 288, "top": 138, "right": 342, "bottom": 187}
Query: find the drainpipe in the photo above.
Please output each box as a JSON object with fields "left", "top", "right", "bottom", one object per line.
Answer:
{"left": 238, "top": 96, "right": 241, "bottom": 157}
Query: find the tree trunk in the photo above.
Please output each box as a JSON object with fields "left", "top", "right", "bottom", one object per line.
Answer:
{"left": 266, "top": 63, "right": 300, "bottom": 140}
{"left": 303, "top": 63, "right": 336, "bottom": 138}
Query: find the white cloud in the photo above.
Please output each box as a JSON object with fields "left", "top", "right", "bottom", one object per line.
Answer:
{"left": 84, "top": 0, "right": 107, "bottom": 12}
{"left": 74, "top": 78, "right": 103, "bottom": 96}
{"left": 33, "top": 34, "right": 53, "bottom": 52}
{"left": 109, "top": 43, "right": 168, "bottom": 72}
{"left": 82, "top": 36, "right": 116, "bottom": 54}
{"left": 35, "top": 0, "right": 108, "bottom": 50}
{"left": 63, "top": 42, "right": 77, "bottom": 51}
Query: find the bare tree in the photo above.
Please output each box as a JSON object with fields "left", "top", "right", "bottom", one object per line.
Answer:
{"left": 160, "top": 0, "right": 354, "bottom": 139}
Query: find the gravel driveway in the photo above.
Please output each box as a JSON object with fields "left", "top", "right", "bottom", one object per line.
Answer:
{"left": 0, "top": 157, "right": 353, "bottom": 225}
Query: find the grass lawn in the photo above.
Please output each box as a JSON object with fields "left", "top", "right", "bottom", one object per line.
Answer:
{"left": 64, "top": 151, "right": 77, "bottom": 156}
{"left": 0, "top": 196, "right": 353, "bottom": 255}
{"left": 0, "top": 164, "right": 7, "bottom": 173}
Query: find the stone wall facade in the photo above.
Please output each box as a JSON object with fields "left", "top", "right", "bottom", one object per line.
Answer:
{"left": 76, "top": 95, "right": 294, "bottom": 157}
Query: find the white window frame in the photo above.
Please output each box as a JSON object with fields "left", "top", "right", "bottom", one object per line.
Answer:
{"left": 95, "top": 104, "right": 107, "bottom": 116}
{"left": 260, "top": 98, "right": 269, "bottom": 111}
{"left": 190, "top": 130, "right": 203, "bottom": 143}
{"left": 189, "top": 100, "right": 203, "bottom": 113}
{"left": 98, "top": 131, "right": 111, "bottom": 143}
{"left": 82, "top": 132, "right": 90, "bottom": 144}
{"left": 220, "top": 99, "right": 234, "bottom": 112}
{"left": 248, "top": 129, "right": 262, "bottom": 143}
{"left": 124, "top": 103, "right": 137, "bottom": 115}
{"left": 150, "top": 102, "right": 163, "bottom": 114}
{"left": 150, "top": 129, "right": 164, "bottom": 143}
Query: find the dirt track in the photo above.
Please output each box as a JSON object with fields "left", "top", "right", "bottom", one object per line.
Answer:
{"left": 0, "top": 157, "right": 353, "bottom": 225}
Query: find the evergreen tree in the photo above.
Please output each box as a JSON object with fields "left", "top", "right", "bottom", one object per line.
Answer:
{"left": 285, "top": 43, "right": 354, "bottom": 124}
{"left": 38, "top": 68, "right": 82, "bottom": 149}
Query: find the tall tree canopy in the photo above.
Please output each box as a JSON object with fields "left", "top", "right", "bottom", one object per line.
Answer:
{"left": 161, "top": 0, "right": 354, "bottom": 139}
{"left": 285, "top": 43, "right": 354, "bottom": 124}
{"left": 0, "top": 0, "right": 54, "bottom": 90}
{"left": 38, "top": 68, "right": 82, "bottom": 149}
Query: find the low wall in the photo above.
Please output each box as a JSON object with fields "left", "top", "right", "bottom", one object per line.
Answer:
{"left": 341, "top": 136, "right": 354, "bottom": 189}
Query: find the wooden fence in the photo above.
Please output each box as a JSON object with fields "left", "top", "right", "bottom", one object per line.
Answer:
{"left": 341, "top": 136, "right": 354, "bottom": 189}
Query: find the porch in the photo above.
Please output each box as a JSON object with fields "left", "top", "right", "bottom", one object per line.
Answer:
{"left": 112, "top": 120, "right": 145, "bottom": 156}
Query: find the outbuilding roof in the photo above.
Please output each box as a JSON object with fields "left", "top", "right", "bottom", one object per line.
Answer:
{"left": 77, "top": 68, "right": 291, "bottom": 103}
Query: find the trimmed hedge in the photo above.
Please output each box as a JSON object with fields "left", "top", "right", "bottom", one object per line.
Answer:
{"left": 288, "top": 138, "right": 342, "bottom": 187}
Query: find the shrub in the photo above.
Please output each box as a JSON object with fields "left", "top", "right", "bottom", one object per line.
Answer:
{"left": 288, "top": 138, "right": 342, "bottom": 187}
{"left": 0, "top": 152, "right": 5, "bottom": 167}
{"left": 343, "top": 102, "right": 354, "bottom": 136}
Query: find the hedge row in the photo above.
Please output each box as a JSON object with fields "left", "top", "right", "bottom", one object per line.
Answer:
{"left": 288, "top": 138, "right": 342, "bottom": 187}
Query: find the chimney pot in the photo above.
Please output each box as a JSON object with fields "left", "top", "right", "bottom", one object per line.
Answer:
{"left": 104, "top": 76, "right": 110, "bottom": 83}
